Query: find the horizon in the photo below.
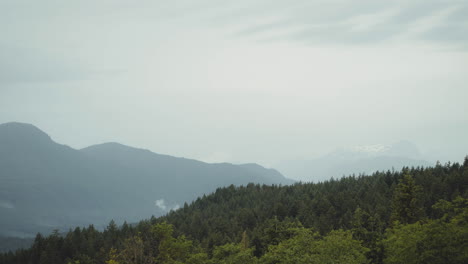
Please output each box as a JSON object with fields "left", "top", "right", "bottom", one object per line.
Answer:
{"left": 1, "top": 120, "right": 462, "bottom": 183}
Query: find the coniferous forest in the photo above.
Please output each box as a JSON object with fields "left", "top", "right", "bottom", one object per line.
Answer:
{"left": 1, "top": 158, "right": 467, "bottom": 264}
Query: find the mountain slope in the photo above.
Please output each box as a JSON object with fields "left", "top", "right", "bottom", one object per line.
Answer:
{"left": 2, "top": 159, "right": 467, "bottom": 261}
{"left": 276, "top": 141, "right": 431, "bottom": 182}
{"left": 0, "top": 122, "right": 293, "bottom": 238}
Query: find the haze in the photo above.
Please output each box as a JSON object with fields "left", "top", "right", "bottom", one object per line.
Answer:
{"left": 1, "top": 0, "right": 467, "bottom": 168}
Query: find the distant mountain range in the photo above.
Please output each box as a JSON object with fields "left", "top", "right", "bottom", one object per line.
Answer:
{"left": 276, "top": 140, "right": 432, "bottom": 182}
{"left": 0, "top": 122, "right": 293, "bottom": 238}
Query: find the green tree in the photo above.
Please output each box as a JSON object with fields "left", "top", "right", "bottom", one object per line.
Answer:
{"left": 152, "top": 222, "right": 192, "bottom": 264}
{"left": 110, "top": 236, "right": 152, "bottom": 264}
{"left": 390, "top": 174, "right": 424, "bottom": 224}
{"left": 260, "top": 228, "right": 369, "bottom": 264}
{"left": 383, "top": 197, "right": 468, "bottom": 264}
{"left": 212, "top": 243, "right": 257, "bottom": 264}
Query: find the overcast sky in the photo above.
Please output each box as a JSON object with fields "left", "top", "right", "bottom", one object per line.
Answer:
{"left": 1, "top": 0, "right": 467, "bottom": 166}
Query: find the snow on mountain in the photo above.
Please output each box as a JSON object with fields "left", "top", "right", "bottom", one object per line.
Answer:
{"left": 276, "top": 140, "right": 429, "bottom": 182}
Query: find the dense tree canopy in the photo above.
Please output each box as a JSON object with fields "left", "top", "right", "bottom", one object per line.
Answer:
{"left": 1, "top": 158, "right": 467, "bottom": 264}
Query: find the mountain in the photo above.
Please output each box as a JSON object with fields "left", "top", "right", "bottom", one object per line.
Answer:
{"left": 0, "top": 122, "right": 293, "bottom": 238}
{"left": 276, "top": 141, "right": 431, "bottom": 182}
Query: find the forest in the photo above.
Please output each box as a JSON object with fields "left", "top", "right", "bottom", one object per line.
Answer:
{"left": 1, "top": 158, "right": 467, "bottom": 264}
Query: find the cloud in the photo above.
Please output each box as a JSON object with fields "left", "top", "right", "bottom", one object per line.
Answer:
{"left": 2, "top": 0, "right": 465, "bottom": 86}
{"left": 154, "top": 199, "right": 167, "bottom": 211}
{"left": 155, "top": 199, "right": 180, "bottom": 212}
{"left": 214, "top": 0, "right": 468, "bottom": 48}
{"left": 4, "top": 1, "right": 467, "bottom": 51}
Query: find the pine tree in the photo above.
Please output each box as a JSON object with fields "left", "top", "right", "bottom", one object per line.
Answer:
{"left": 390, "top": 175, "right": 424, "bottom": 224}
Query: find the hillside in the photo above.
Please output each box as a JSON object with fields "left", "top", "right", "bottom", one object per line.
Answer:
{"left": 0, "top": 122, "right": 293, "bottom": 239}
{"left": 2, "top": 158, "right": 467, "bottom": 263}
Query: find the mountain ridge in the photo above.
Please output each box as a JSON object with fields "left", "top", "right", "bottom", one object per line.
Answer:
{"left": 276, "top": 140, "right": 431, "bottom": 182}
{"left": 0, "top": 122, "right": 293, "bottom": 238}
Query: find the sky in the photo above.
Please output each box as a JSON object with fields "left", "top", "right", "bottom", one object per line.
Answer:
{"left": 1, "top": 0, "right": 467, "bottom": 166}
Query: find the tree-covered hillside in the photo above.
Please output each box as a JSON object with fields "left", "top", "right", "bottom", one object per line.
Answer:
{"left": 1, "top": 158, "right": 467, "bottom": 264}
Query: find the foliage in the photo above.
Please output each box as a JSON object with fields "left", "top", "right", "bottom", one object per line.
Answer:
{"left": 1, "top": 159, "right": 467, "bottom": 264}
{"left": 260, "top": 228, "right": 369, "bottom": 264}
{"left": 383, "top": 196, "right": 468, "bottom": 264}
{"left": 390, "top": 174, "right": 424, "bottom": 224}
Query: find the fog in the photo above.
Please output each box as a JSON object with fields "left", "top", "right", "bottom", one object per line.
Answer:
{"left": 1, "top": 0, "right": 467, "bottom": 167}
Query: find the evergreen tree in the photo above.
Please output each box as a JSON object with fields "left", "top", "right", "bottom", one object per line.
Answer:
{"left": 390, "top": 174, "right": 424, "bottom": 224}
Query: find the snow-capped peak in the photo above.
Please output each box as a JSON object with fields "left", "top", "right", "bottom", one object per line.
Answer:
{"left": 336, "top": 140, "right": 421, "bottom": 159}
{"left": 349, "top": 144, "right": 391, "bottom": 154}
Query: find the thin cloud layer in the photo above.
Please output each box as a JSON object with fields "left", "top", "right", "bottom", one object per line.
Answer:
{"left": 1, "top": 0, "right": 466, "bottom": 84}
{"left": 224, "top": 0, "right": 468, "bottom": 48}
